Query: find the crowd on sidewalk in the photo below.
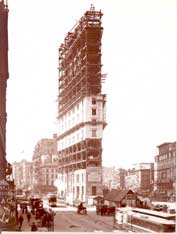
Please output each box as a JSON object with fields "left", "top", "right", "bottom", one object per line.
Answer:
{"left": 16, "top": 205, "right": 48, "bottom": 232}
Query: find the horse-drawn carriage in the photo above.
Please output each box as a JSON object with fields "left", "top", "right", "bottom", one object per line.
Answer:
{"left": 77, "top": 202, "right": 87, "bottom": 214}
{"left": 96, "top": 205, "right": 115, "bottom": 216}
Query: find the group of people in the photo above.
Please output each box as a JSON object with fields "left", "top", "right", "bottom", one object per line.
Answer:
{"left": 17, "top": 206, "right": 38, "bottom": 231}
{"left": 41, "top": 211, "right": 54, "bottom": 231}
{"left": 16, "top": 204, "right": 56, "bottom": 231}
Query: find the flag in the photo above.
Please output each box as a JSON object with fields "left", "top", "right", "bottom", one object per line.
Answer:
{"left": 101, "top": 73, "right": 108, "bottom": 78}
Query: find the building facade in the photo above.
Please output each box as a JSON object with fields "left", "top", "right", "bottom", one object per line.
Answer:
{"left": 154, "top": 142, "right": 176, "bottom": 201}
{"left": 125, "top": 163, "right": 154, "bottom": 196}
{"left": 12, "top": 159, "right": 33, "bottom": 190}
{"left": 57, "top": 5, "right": 106, "bottom": 205}
{"left": 115, "top": 168, "right": 127, "bottom": 190}
{"left": 102, "top": 167, "right": 116, "bottom": 190}
{"left": 102, "top": 167, "right": 127, "bottom": 190}
{"left": 32, "top": 135, "right": 58, "bottom": 194}
{"left": 0, "top": 0, "right": 8, "bottom": 179}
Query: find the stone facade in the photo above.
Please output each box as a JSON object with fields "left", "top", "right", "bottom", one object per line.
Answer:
{"left": 12, "top": 159, "right": 32, "bottom": 190}
{"left": 154, "top": 142, "right": 176, "bottom": 201}
{"left": 125, "top": 163, "right": 154, "bottom": 196}
{"left": 32, "top": 135, "right": 58, "bottom": 194}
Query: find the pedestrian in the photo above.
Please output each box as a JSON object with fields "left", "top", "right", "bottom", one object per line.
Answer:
{"left": 46, "top": 213, "right": 51, "bottom": 231}
{"left": 42, "top": 214, "right": 47, "bottom": 226}
{"left": 31, "top": 222, "right": 38, "bottom": 231}
{"left": 15, "top": 206, "right": 18, "bottom": 225}
{"left": 26, "top": 212, "right": 31, "bottom": 223}
{"left": 24, "top": 205, "right": 28, "bottom": 214}
{"left": 47, "top": 211, "right": 55, "bottom": 231}
{"left": 18, "top": 214, "right": 24, "bottom": 230}
{"left": 47, "top": 220, "right": 52, "bottom": 231}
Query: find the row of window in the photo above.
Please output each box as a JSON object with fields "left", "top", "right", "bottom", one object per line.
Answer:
{"left": 59, "top": 98, "right": 98, "bottom": 131}
{"left": 58, "top": 173, "right": 85, "bottom": 184}
{"left": 46, "top": 174, "right": 58, "bottom": 179}
{"left": 45, "top": 180, "right": 54, "bottom": 186}
{"left": 157, "top": 168, "right": 176, "bottom": 179}
{"left": 73, "top": 185, "right": 97, "bottom": 196}
{"left": 45, "top": 168, "right": 58, "bottom": 173}
{"left": 156, "top": 151, "right": 176, "bottom": 162}
{"left": 58, "top": 127, "right": 99, "bottom": 150}
{"left": 59, "top": 109, "right": 97, "bottom": 132}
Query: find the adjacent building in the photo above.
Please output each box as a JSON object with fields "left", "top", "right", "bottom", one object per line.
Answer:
{"left": 154, "top": 142, "right": 176, "bottom": 201}
{"left": 115, "top": 168, "right": 127, "bottom": 190}
{"left": 102, "top": 167, "right": 116, "bottom": 190}
{"left": 125, "top": 163, "right": 154, "bottom": 196}
{"left": 57, "top": 5, "right": 106, "bottom": 205}
{"left": 0, "top": 0, "right": 9, "bottom": 179}
{"left": 102, "top": 167, "right": 127, "bottom": 190}
{"left": 12, "top": 159, "right": 33, "bottom": 190}
{"left": 32, "top": 135, "right": 58, "bottom": 194}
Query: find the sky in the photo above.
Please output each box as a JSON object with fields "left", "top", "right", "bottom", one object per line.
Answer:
{"left": 6, "top": 0, "right": 176, "bottom": 169}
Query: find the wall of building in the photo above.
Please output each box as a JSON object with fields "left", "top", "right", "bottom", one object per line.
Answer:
{"left": 125, "top": 163, "right": 154, "bottom": 195}
{"left": 154, "top": 142, "right": 176, "bottom": 201}
{"left": 32, "top": 136, "right": 58, "bottom": 194}
{"left": 0, "top": 1, "right": 8, "bottom": 179}
{"left": 12, "top": 160, "right": 33, "bottom": 190}
{"left": 125, "top": 171, "right": 140, "bottom": 191}
{"left": 58, "top": 95, "right": 105, "bottom": 150}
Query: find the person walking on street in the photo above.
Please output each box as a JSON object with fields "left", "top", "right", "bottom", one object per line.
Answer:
{"left": 26, "top": 212, "right": 31, "bottom": 223}
{"left": 18, "top": 214, "right": 24, "bottom": 230}
{"left": 46, "top": 214, "right": 52, "bottom": 231}
{"left": 47, "top": 220, "right": 53, "bottom": 231}
{"left": 16, "top": 210, "right": 18, "bottom": 224}
{"left": 31, "top": 222, "right": 38, "bottom": 231}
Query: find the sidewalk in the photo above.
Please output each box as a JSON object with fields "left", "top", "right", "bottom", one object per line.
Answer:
{"left": 19, "top": 213, "right": 48, "bottom": 232}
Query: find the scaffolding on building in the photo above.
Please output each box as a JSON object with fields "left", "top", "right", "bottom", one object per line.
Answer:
{"left": 58, "top": 5, "right": 105, "bottom": 116}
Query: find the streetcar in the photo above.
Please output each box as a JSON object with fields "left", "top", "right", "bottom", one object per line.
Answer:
{"left": 47, "top": 194, "right": 57, "bottom": 207}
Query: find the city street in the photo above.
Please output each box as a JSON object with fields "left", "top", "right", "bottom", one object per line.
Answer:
{"left": 19, "top": 204, "right": 130, "bottom": 232}
{"left": 43, "top": 201, "right": 121, "bottom": 232}
{"left": 53, "top": 209, "right": 115, "bottom": 232}
{"left": 16, "top": 199, "right": 176, "bottom": 233}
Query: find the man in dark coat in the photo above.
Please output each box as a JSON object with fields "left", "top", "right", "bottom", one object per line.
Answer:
{"left": 18, "top": 214, "right": 24, "bottom": 230}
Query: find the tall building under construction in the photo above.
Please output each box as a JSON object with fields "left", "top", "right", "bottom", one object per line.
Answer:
{"left": 57, "top": 5, "right": 106, "bottom": 205}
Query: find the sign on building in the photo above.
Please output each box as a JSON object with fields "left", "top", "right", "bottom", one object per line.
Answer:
{"left": 87, "top": 168, "right": 102, "bottom": 182}
{"left": 0, "top": 179, "right": 9, "bottom": 200}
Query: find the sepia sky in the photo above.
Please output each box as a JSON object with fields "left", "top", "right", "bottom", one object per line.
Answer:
{"left": 6, "top": 0, "right": 176, "bottom": 168}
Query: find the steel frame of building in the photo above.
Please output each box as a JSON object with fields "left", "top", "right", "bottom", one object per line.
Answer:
{"left": 57, "top": 5, "right": 106, "bottom": 204}
{"left": 58, "top": 5, "right": 104, "bottom": 116}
